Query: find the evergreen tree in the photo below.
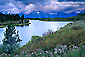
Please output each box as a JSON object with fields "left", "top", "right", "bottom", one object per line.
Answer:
{"left": 2, "top": 16, "right": 6, "bottom": 22}
{"left": 6, "top": 14, "right": 9, "bottom": 21}
{"left": 0, "top": 13, "right": 3, "bottom": 22}
{"left": 8, "top": 13, "right": 11, "bottom": 21}
{"left": 10, "top": 14, "right": 15, "bottom": 21}
{"left": 2, "top": 24, "right": 22, "bottom": 54}
{"left": 15, "top": 14, "right": 20, "bottom": 21}
{"left": 21, "top": 15, "right": 24, "bottom": 23}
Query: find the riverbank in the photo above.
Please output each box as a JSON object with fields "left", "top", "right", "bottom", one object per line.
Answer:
{"left": 0, "top": 19, "right": 30, "bottom": 28}
{"left": 18, "top": 20, "right": 85, "bottom": 57}
{"left": 22, "top": 20, "right": 85, "bottom": 49}
{"left": 0, "top": 20, "right": 85, "bottom": 57}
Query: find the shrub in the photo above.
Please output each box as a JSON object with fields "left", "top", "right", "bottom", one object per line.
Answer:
{"left": 2, "top": 24, "right": 22, "bottom": 54}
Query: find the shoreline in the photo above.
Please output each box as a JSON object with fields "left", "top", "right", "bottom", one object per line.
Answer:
{"left": 21, "top": 20, "right": 85, "bottom": 51}
{"left": 0, "top": 22, "right": 31, "bottom": 28}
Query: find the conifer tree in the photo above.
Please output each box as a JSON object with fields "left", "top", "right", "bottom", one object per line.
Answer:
{"left": 21, "top": 15, "right": 24, "bottom": 23}
{"left": 2, "top": 24, "right": 22, "bottom": 54}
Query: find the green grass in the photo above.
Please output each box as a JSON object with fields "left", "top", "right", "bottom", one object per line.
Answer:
{"left": 20, "top": 20, "right": 85, "bottom": 57}
{"left": 21, "top": 20, "right": 85, "bottom": 52}
{"left": 0, "top": 20, "right": 85, "bottom": 57}
{"left": 67, "top": 47, "right": 85, "bottom": 57}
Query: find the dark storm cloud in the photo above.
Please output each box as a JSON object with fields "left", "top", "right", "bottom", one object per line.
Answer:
{"left": 16, "top": 0, "right": 48, "bottom": 5}
{"left": 0, "top": 0, "right": 85, "bottom": 14}
{"left": 58, "top": 0, "right": 85, "bottom": 2}
{"left": 0, "top": 0, "right": 11, "bottom": 5}
{"left": 0, "top": 0, "right": 25, "bottom": 13}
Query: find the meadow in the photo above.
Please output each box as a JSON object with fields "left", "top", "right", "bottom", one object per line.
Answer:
{"left": 0, "top": 20, "right": 84, "bottom": 57}
{"left": 0, "top": 13, "right": 85, "bottom": 57}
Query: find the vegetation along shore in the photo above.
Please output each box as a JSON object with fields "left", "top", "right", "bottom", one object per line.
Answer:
{"left": 0, "top": 13, "right": 30, "bottom": 28}
{"left": 0, "top": 13, "right": 85, "bottom": 57}
{"left": 26, "top": 13, "right": 85, "bottom": 21}
{"left": 0, "top": 20, "right": 84, "bottom": 57}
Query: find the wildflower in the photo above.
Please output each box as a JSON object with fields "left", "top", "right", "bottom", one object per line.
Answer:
{"left": 54, "top": 51, "right": 57, "bottom": 54}
{"left": 59, "top": 49, "right": 61, "bottom": 51}
{"left": 3, "top": 53, "right": 5, "bottom": 54}
{"left": 81, "top": 43, "right": 82, "bottom": 44}
{"left": 55, "top": 48, "right": 57, "bottom": 51}
{"left": 60, "top": 51, "right": 62, "bottom": 53}
{"left": 73, "top": 46, "right": 77, "bottom": 48}
{"left": 69, "top": 46, "right": 71, "bottom": 47}
{"left": 82, "top": 46, "right": 85, "bottom": 47}
{"left": 9, "top": 54, "right": 10, "bottom": 56}
{"left": 45, "top": 51, "right": 48, "bottom": 53}
{"left": 64, "top": 53, "right": 67, "bottom": 56}
{"left": 27, "top": 49, "right": 29, "bottom": 51}
{"left": 62, "top": 48, "right": 65, "bottom": 50}
{"left": 72, "top": 49, "right": 74, "bottom": 50}
{"left": 1, "top": 54, "right": 3, "bottom": 56}
{"left": 70, "top": 50, "right": 71, "bottom": 52}
{"left": 73, "top": 49, "right": 76, "bottom": 51}
{"left": 52, "top": 55, "right": 54, "bottom": 57}
{"left": 14, "top": 55, "right": 18, "bottom": 57}
{"left": 32, "top": 53, "right": 33, "bottom": 54}
{"left": 36, "top": 54, "right": 37, "bottom": 56}
{"left": 5, "top": 54, "right": 7, "bottom": 56}
{"left": 58, "top": 56, "right": 60, "bottom": 57}
{"left": 22, "top": 51, "right": 25, "bottom": 54}
{"left": 40, "top": 53, "right": 41, "bottom": 54}
{"left": 29, "top": 54, "right": 31, "bottom": 56}
{"left": 50, "top": 52, "right": 53, "bottom": 55}
{"left": 1, "top": 53, "right": 5, "bottom": 56}
{"left": 72, "top": 44, "right": 74, "bottom": 46}
{"left": 64, "top": 45, "right": 66, "bottom": 47}
{"left": 77, "top": 48, "right": 79, "bottom": 51}
{"left": 25, "top": 55, "right": 27, "bottom": 57}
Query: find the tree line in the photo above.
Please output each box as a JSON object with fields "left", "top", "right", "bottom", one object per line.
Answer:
{"left": 0, "top": 13, "right": 24, "bottom": 23}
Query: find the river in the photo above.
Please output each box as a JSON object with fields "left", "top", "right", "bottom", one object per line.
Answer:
{"left": 0, "top": 20, "right": 72, "bottom": 46}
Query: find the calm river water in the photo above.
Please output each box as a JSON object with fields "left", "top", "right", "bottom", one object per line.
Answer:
{"left": 0, "top": 20, "right": 72, "bottom": 46}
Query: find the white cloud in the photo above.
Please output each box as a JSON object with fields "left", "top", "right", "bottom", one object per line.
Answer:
{"left": 0, "top": 0, "right": 85, "bottom": 14}
{"left": 24, "top": 3, "right": 35, "bottom": 14}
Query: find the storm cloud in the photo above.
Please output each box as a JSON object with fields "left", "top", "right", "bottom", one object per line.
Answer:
{"left": 0, "top": 0, "right": 85, "bottom": 14}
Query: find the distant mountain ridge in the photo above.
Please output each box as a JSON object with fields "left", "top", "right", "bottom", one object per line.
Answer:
{"left": 80, "top": 10, "right": 85, "bottom": 14}
{"left": 2, "top": 10, "right": 85, "bottom": 18}
{"left": 23, "top": 11, "right": 81, "bottom": 18}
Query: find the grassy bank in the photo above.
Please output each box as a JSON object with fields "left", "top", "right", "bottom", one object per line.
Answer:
{"left": 16, "top": 20, "right": 85, "bottom": 57}
{"left": 22, "top": 20, "right": 85, "bottom": 51}
{"left": 0, "top": 20, "right": 85, "bottom": 57}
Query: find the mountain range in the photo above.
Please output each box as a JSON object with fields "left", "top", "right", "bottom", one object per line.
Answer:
{"left": 19, "top": 10, "right": 85, "bottom": 18}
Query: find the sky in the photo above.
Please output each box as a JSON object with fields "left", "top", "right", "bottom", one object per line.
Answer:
{"left": 0, "top": 0, "right": 85, "bottom": 14}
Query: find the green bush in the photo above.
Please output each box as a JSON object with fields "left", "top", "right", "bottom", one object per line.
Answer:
{"left": 1, "top": 24, "right": 22, "bottom": 54}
